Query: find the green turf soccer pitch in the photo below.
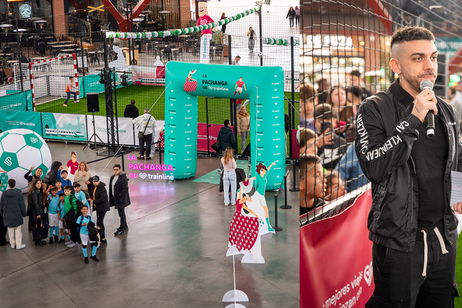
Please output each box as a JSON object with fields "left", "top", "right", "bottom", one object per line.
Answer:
{"left": 36, "top": 85, "right": 300, "bottom": 126}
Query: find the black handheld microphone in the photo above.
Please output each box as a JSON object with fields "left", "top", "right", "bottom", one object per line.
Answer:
{"left": 419, "top": 80, "right": 435, "bottom": 138}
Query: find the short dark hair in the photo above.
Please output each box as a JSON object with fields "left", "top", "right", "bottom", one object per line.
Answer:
{"left": 55, "top": 180, "right": 62, "bottom": 184}
{"left": 73, "top": 182, "right": 80, "bottom": 188}
{"left": 50, "top": 187, "right": 58, "bottom": 192}
{"left": 346, "top": 86, "right": 363, "bottom": 99}
{"left": 299, "top": 128, "right": 316, "bottom": 148}
{"left": 349, "top": 70, "right": 361, "bottom": 78}
{"left": 314, "top": 104, "right": 338, "bottom": 120}
{"left": 300, "top": 83, "right": 316, "bottom": 101}
{"left": 113, "top": 164, "right": 121, "bottom": 169}
{"left": 130, "top": 99, "right": 136, "bottom": 104}
{"left": 61, "top": 170, "right": 68, "bottom": 174}
{"left": 224, "top": 120, "right": 230, "bottom": 126}
{"left": 64, "top": 185, "right": 72, "bottom": 191}
{"left": 390, "top": 26, "right": 435, "bottom": 49}
{"left": 8, "top": 179, "right": 15, "bottom": 188}
{"left": 299, "top": 154, "right": 321, "bottom": 180}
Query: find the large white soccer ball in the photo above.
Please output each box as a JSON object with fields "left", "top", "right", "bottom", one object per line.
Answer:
{"left": 0, "top": 129, "right": 52, "bottom": 192}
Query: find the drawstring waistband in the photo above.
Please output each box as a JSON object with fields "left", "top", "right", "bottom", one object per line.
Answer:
{"left": 420, "top": 227, "right": 449, "bottom": 277}
{"left": 421, "top": 230, "right": 428, "bottom": 277}
{"left": 433, "top": 227, "right": 448, "bottom": 254}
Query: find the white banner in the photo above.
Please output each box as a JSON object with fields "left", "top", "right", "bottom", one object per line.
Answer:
{"left": 87, "top": 116, "right": 164, "bottom": 146}
{"left": 87, "top": 115, "right": 135, "bottom": 145}
{"left": 200, "top": 34, "right": 212, "bottom": 64}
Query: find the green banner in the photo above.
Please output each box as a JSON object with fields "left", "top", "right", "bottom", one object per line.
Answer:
{"left": 0, "top": 90, "right": 33, "bottom": 111}
{"left": 435, "top": 37, "right": 462, "bottom": 56}
{"left": 41, "top": 113, "right": 88, "bottom": 142}
{"left": 0, "top": 110, "right": 41, "bottom": 134}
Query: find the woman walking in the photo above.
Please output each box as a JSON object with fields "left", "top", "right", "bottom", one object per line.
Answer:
{"left": 295, "top": 6, "right": 300, "bottom": 26}
{"left": 247, "top": 27, "right": 256, "bottom": 52}
{"left": 286, "top": 7, "right": 296, "bottom": 28}
{"left": 221, "top": 147, "right": 237, "bottom": 206}
{"left": 237, "top": 106, "right": 250, "bottom": 155}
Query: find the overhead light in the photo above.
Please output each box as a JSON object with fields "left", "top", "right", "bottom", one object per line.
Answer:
{"left": 429, "top": 5, "right": 442, "bottom": 9}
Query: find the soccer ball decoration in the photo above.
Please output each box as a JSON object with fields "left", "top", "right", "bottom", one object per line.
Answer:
{"left": 0, "top": 129, "right": 52, "bottom": 192}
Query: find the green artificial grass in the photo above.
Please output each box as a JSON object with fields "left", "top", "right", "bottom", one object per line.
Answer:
{"left": 457, "top": 236, "right": 462, "bottom": 307}
{"left": 36, "top": 85, "right": 300, "bottom": 126}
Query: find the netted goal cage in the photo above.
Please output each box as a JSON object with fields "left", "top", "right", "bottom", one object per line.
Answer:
{"left": 13, "top": 54, "right": 79, "bottom": 106}
{"left": 299, "top": 0, "right": 462, "bottom": 225}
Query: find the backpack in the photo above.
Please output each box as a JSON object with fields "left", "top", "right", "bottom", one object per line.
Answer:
{"left": 87, "top": 221, "right": 99, "bottom": 242}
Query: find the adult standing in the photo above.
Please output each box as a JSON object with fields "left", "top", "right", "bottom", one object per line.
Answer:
{"left": 27, "top": 179, "right": 47, "bottom": 246}
{"left": 286, "top": 7, "right": 296, "bottom": 28}
{"left": 0, "top": 179, "right": 27, "bottom": 249}
{"left": 217, "top": 119, "right": 237, "bottom": 153}
{"left": 236, "top": 106, "right": 250, "bottom": 155}
{"left": 73, "top": 161, "right": 92, "bottom": 195}
{"left": 355, "top": 26, "right": 462, "bottom": 307}
{"left": 220, "top": 12, "right": 227, "bottom": 33}
{"left": 132, "top": 109, "right": 156, "bottom": 160}
{"left": 24, "top": 167, "right": 43, "bottom": 184}
{"left": 221, "top": 147, "right": 237, "bottom": 206}
{"left": 89, "top": 176, "right": 109, "bottom": 244}
{"left": 294, "top": 6, "right": 300, "bottom": 26}
{"left": 247, "top": 27, "right": 256, "bottom": 52}
{"left": 450, "top": 82, "right": 462, "bottom": 130}
{"left": 109, "top": 164, "right": 130, "bottom": 235}
{"left": 123, "top": 99, "right": 140, "bottom": 119}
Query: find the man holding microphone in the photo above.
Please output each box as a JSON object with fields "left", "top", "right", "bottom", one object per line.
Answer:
{"left": 355, "top": 26, "right": 462, "bottom": 307}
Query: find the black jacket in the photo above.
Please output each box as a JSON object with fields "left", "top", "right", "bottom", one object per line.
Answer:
{"left": 124, "top": 104, "right": 139, "bottom": 119}
{"left": 217, "top": 126, "right": 237, "bottom": 152}
{"left": 355, "top": 81, "right": 462, "bottom": 252}
{"left": 109, "top": 174, "right": 131, "bottom": 209}
{"left": 91, "top": 182, "right": 110, "bottom": 213}
{"left": 0, "top": 188, "right": 26, "bottom": 227}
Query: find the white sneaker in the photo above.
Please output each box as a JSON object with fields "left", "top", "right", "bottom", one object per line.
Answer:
{"left": 66, "top": 242, "right": 77, "bottom": 248}
{"left": 16, "top": 244, "right": 26, "bottom": 250}
{"left": 64, "top": 240, "right": 72, "bottom": 245}
{"left": 10, "top": 244, "right": 15, "bottom": 249}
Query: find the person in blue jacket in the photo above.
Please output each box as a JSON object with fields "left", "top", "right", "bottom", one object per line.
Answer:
{"left": 76, "top": 205, "right": 99, "bottom": 264}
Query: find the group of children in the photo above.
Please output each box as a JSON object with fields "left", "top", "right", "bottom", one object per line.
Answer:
{"left": 45, "top": 180, "right": 100, "bottom": 263}
{"left": 25, "top": 159, "right": 100, "bottom": 264}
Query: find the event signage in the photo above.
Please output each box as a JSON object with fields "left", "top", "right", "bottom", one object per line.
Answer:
{"left": 165, "top": 61, "right": 285, "bottom": 189}
{"left": 300, "top": 190, "right": 374, "bottom": 307}
{"left": 0, "top": 110, "right": 41, "bottom": 134}
{"left": 41, "top": 113, "right": 87, "bottom": 142}
{"left": 126, "top": 155, "right": 174, "bottom": 181}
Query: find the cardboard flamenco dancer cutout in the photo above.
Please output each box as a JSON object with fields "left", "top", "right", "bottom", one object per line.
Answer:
{"left": 227, "top": 171, "right": 275, "bottom": 264}
{"left": 196, "top": 3, "right": 214, "bottom": 64}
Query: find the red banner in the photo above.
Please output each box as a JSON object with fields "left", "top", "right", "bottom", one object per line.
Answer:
{"left": 291, "top": 129, "right": 299, "bottom": 159}
{"left": 300, "top": 190, "right": 374, "bottom": 308}
{"left": 197, "top": 123, "right": 233, "bottom": 152}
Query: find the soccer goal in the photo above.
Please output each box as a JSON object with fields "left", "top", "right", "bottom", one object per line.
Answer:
{"left": 14, "top": 53, "right": 79, "bottom": 107}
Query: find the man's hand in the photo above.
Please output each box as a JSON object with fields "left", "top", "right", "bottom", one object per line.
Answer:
{"left": 452, "top": 202, "right": 462, "bottom": 214}
{"left": 411, "top": 88, "right": 437, "bottom": 123}
{"left": 316, "top": 132, "right": 334, "bottom": 148}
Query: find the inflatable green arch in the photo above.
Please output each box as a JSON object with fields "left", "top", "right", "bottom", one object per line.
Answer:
{"left": 164, "top": 62, "right": 285, "bottom": 190}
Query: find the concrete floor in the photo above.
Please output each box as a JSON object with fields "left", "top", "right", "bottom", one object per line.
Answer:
{"left": 0, "top": 142, "right": 299, "bottom": 308}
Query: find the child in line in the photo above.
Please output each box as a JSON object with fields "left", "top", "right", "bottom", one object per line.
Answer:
{"left": 53, "top": 180, "right": 64, "bottom": 195}
{"left": 57, "top": 169, "right": 73, "bottom": 190}
{"left": 73, "top": 183, "right": 89, "bottom": 209}
{"left": 58, "top": 192, "right": 67, "bottom": 243}
{"left": 62, "top": 186, "right": 79, "bottom": 248}
{"left": 47, "top": 187, "right": 61, "bottom": 244}
{"left": 76, "top": 205, "right": 99, "bottom": 264}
